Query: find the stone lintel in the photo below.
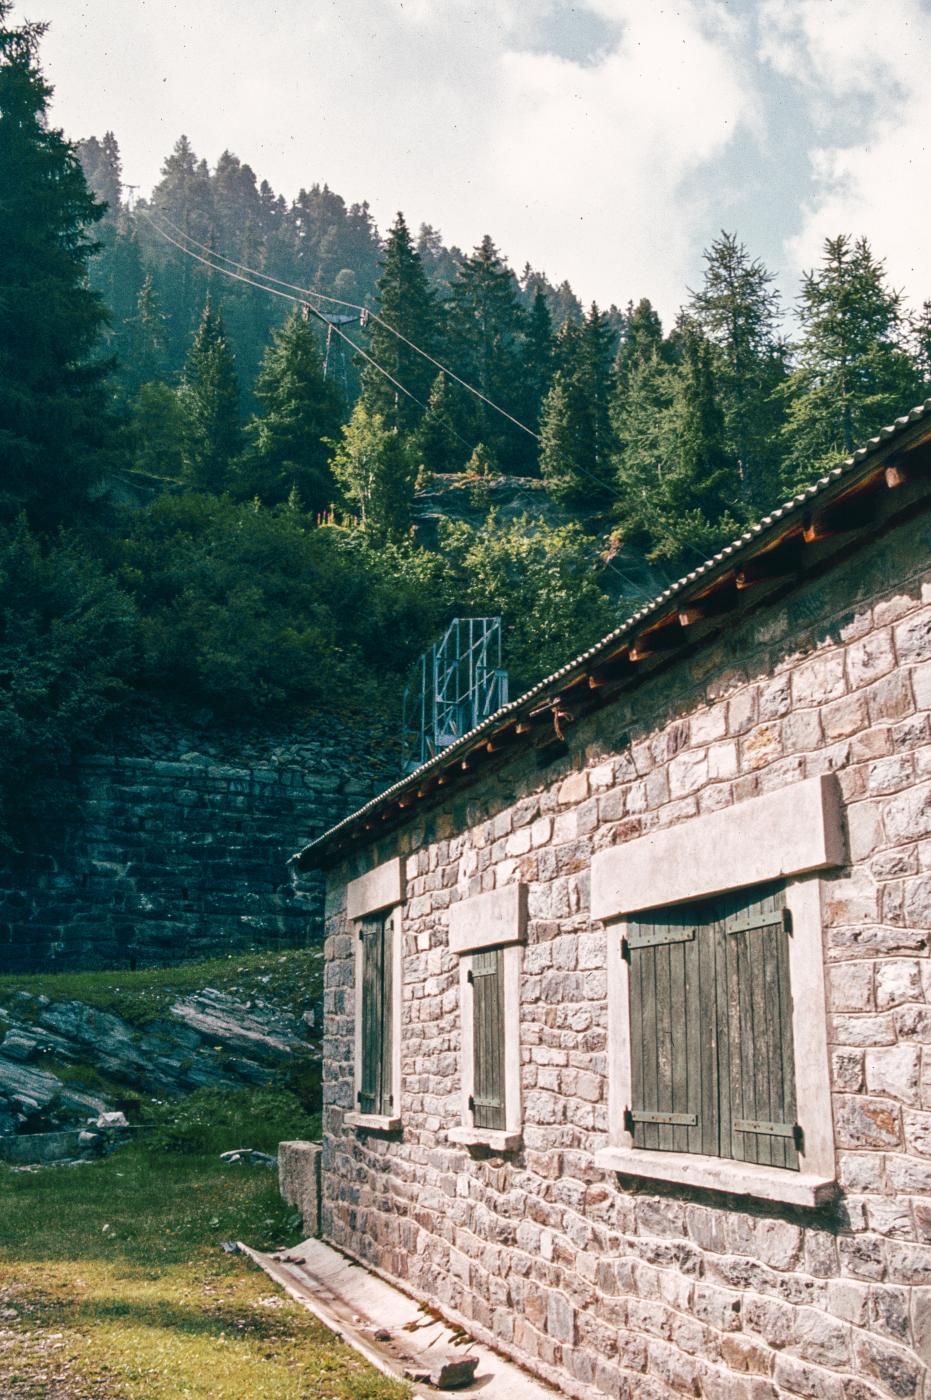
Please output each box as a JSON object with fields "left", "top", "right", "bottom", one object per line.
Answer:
{"left": 448, "top": 883, "right": 527, "bottom": 955}
{"left": 591, "top": 773, "right": 844, "bottom": 920}
{"left": 346, "top": 857, "right": 404, "bottom": 920}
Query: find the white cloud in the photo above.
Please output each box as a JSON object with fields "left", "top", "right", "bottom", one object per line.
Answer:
{"left": 758, "top": 0, "right": 931, "bottom": 305}
{"left": 20, "top": 0, "right": 755, "bottom": 317}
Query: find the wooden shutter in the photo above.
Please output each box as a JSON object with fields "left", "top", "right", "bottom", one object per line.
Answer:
{"left": 719, "top": 884, "right": 799, "bottom": 1170}
{"left": 471, "top": 948, "right": 506, "bottom": 1130}
{"left": 625, "top": 881, "right": 798, "bottom": 1169}
{"left": 626, "top": 906, "right": 705, "bottom": 1155}
{"left": 358, "top": 915, "right": 393, "bottom": 1116}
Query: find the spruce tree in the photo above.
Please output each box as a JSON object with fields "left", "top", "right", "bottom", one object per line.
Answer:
{"left": 541, "top": 305, "right": 615, "bottom": 506}
{"left": 413, "top": 373, "right": 464, "bottom": 475}
{"left": 0, "top": 4, "right": 113, "bottom": 527}
{"left": 781, "top": 235, "right": 921, "bottom": 487}
{"left": 177, "top": 299, "right": 241, "bottom": 492}
{"left": 521, "top": 287, "right": 554, "bottom": 443}
{"left": 240, "top": 309, "right": 341, "bottom": 509}
{"left": 331, "top": 403, "right": 417, "bottom": 541}
{"left": 447, "top": 236, "right": 527, "bottom": 469}
{"left": 362, "top": 212, "right": 439, "bottom": 432}
{"left": 615, "top": 333, "right": 741, "bottom": 566}
{"left": 688, "top": 232, "right": 787, "bottom": 507}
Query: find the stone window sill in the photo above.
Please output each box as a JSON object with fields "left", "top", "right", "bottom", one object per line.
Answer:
{"left": 344, "top": 1112, "right": 401, "bottom": 1133}
{"left": 448, "top": 1126, "right": 522, "bottom": 1153}
{"left": 594, "top": 1147, "right": 836, "bottom": 1208}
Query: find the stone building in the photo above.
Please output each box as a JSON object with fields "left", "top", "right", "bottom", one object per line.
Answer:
{"left": 296, "top": 402, "right": 931, "bottom": 1400}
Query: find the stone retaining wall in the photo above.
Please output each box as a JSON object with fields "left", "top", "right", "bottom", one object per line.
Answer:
{"left": 0, "top": 717, "right": 393, "bottom": 972}
{"left": 321, "top": 507, "right": 931, "bottom": 1400}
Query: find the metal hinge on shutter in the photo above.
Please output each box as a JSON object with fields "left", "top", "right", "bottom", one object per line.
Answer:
{"left": 735, "top": 1118, "right": 804, "bottom": 1151}
{"left": 625, "top": 1107, "right": 698, "bottom": 1129}
{"left": 622, "top": 925, "right": 697, "bottom": 959}
{"left": 725, "top": 908, "right": 792, "bottom": 935}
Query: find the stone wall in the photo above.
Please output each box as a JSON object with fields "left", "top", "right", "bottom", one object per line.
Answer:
{"left": 321, "top": 506, "right": 931, "bottom": 1400}
{"left": 0, "top": 716, "right": 394, "bottom": 972}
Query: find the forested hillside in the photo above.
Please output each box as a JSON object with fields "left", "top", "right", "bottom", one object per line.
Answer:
{"left": 2, "top": 2, "right": 930, "bottom": 847}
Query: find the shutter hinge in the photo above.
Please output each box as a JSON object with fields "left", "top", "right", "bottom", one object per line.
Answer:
{"left": 623, "top": 1106, "right": 634, "bottom": 1133}
{"left": 793, "top": 1122, "right": 804, "bottom": 1153}
{"left": 621, "top": 937, "right": 630, "bottom": 962}
{"left": 467, "top": 1095, "right": 475, "bottom": 1113}
{"left": 466, "top": 968, "right": 474, "bottom": 984}
{"left": 356, "top": 1091, "right": 362, "bottom": 1105}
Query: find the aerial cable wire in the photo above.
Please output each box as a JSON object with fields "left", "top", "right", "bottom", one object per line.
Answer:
{"left": 140, "top": 207, "right": 540, "bottom": 441}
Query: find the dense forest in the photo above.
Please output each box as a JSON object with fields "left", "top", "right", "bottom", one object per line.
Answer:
{"left": 2, "top": 3, "right": 931, "bottom": 844}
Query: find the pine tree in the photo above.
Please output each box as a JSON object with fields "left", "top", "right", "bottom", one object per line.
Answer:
{"left": 122, "top": 274, "right": 169, "bottom": 395}
{"left": 781, "top": 235, "right": 921, "bottom": 488}
{"left": 177, "top": 298, "right": 241, "bottom": 492}
{"left": 77, "top": 130, "right": 122, "bottom": 218}
{"left": 447, "top": 235, "right": 527, "bottom": 469}
{"left": 240, "top": 309, "right": 341, "bottom": 509}
{"left": 413, "top": 373, "right": 464, "bottom": 475}
{"left": 615, "top": 333, "right": 742, "bottom": 566}
{"left": 541, "top": 305, "right": 615, "bottom": 506}
{"left": 0, "top": 4, "right": 113, "bottom": 527}
{"left": 688, "top": 232, "right": 787, "bottom": 507}
{"left": 362, "top": 212, "right": 439, "bottom": 433}
{"left": 331, "top": 404, "right": 417, "bottom": 541}
{"left": 520, "top": 287, "right": 554, "bottom": 442}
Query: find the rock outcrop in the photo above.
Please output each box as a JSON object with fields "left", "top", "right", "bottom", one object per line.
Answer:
{"left": 0, "top": 985, "right": 319, "bottom": 1134}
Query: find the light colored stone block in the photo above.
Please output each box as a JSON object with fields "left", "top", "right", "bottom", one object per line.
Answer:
{"left": 448, "top": 882, "right": 527, "bottom": 954}
{"left": 346, "top": 857, "right": 404, "bottom": 919}
{"left": 278, "top": 1139, "right": 322, "bottom": 1235}
{"left": 591, "top": 773, "right": 844, "bottom": 918}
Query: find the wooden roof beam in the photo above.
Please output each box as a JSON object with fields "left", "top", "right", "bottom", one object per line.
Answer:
{"left": 736, "top": 537, "right": 804, "bottom": 589}
{"left": 678, "top": 580, "right": 739, "bottom": 626}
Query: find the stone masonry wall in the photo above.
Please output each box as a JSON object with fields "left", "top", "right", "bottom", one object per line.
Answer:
{"left": 0, "top": 716, "right": 393, "bottom": 972}
{"left": 322, "top": 507, "right": 931, "bottom": 1400}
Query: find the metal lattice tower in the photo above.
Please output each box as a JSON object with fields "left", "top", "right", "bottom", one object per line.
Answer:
{"left": 402, "top": 618, "right": 509, "bottom": 772}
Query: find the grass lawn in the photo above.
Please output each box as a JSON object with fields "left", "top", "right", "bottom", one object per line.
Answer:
{"left": 0, "top": 1138, "right": 409, "bottom": 1399}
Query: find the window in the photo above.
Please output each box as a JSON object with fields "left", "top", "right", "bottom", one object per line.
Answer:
{"left": 592, "top": 775, "right": 842, "bottom": 1206}
{"left": 625, "top": 881, "right": 800, "bottom": 1170}
{"left": 448, "top": 884, "right": 525, "bottom": 1151}
{"left": 345, "top": 857, "right": 404, "bottom": 1132}
{"left": 356, "top": 913, "right": 395, "bottom": 1119}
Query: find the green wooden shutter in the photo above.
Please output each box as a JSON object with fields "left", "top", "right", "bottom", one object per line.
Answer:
{"left": 719, "top": 883, "right": 799, "bottom": 1170}
{"left": 471, "top": 948, "right": 506, "bottom": 1130}
{"left": 358, "top": 915, "right": 393, "bottom": 1116}
{"left": 626, "top": 906, "right": 706, "bottom": 1155}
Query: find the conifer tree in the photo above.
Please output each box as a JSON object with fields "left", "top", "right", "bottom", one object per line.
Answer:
{"left": 541, "top": 305, "right": 615, "bottom": 506}
{"left": 688, "top": 232, "right": 787, "bottom": 507}
{"left": 331, "top": 404, "right": 417, "bottom": 541}
{"left": 122, "top": 274, "right": 169, "bottom": 395}
{"left": 615, "top": 332, "right": 741, "bottom": 565}
{"left": 781, "top": 235, "right": 921, "bottom": 487}
{"left": 0, "top": 4, "right": 113, "bottom": 527}
{"left": 447, "top": 236, "right": 526, "bottom": 468}
{"left": 521, "top": 287, "right": 554, "bottom": 442}
{"left": 362, "top": 212, "right": 439, "bottom": 433}
{"left": 240, "top": 309, "right": 341, "bottom": 508}
{"left": 177, "top": 299, "right": 241, "bottom": 492}
{"left": 413, "top": 373, "right": 463, "bottom": 475}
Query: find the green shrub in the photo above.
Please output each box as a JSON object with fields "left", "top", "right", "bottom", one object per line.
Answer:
{"left": 146, "top": 1086, "right": 320, "bottom": 1156}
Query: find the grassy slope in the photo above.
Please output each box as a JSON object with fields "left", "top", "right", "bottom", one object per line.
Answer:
{"left": 0, "top": 949, "right": 324, "bottom": 1027}
{"left": 0, "top": 1139, "right": 408, "bottom": 1399}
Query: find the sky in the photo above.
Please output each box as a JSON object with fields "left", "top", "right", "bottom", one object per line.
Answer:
{"left": 13, "top": 0, "right": 931, "bottom": 323}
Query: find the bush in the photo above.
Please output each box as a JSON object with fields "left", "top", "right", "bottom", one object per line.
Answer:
{"left": 439, "top": 511, "right": 616, "bottom": 693}
{"left": 0, "top": 518, "right": 137, "bottom": 844}
{"left": 117, "top": 493, "right": 447, "bottom": 717}
{"left": 146, "top": 1087, "right": 320, "bottom": 1156}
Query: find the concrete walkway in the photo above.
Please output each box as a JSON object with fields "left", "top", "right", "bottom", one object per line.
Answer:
{"left": 239, "top": 1236, "right": 562, "bottom": 1399}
